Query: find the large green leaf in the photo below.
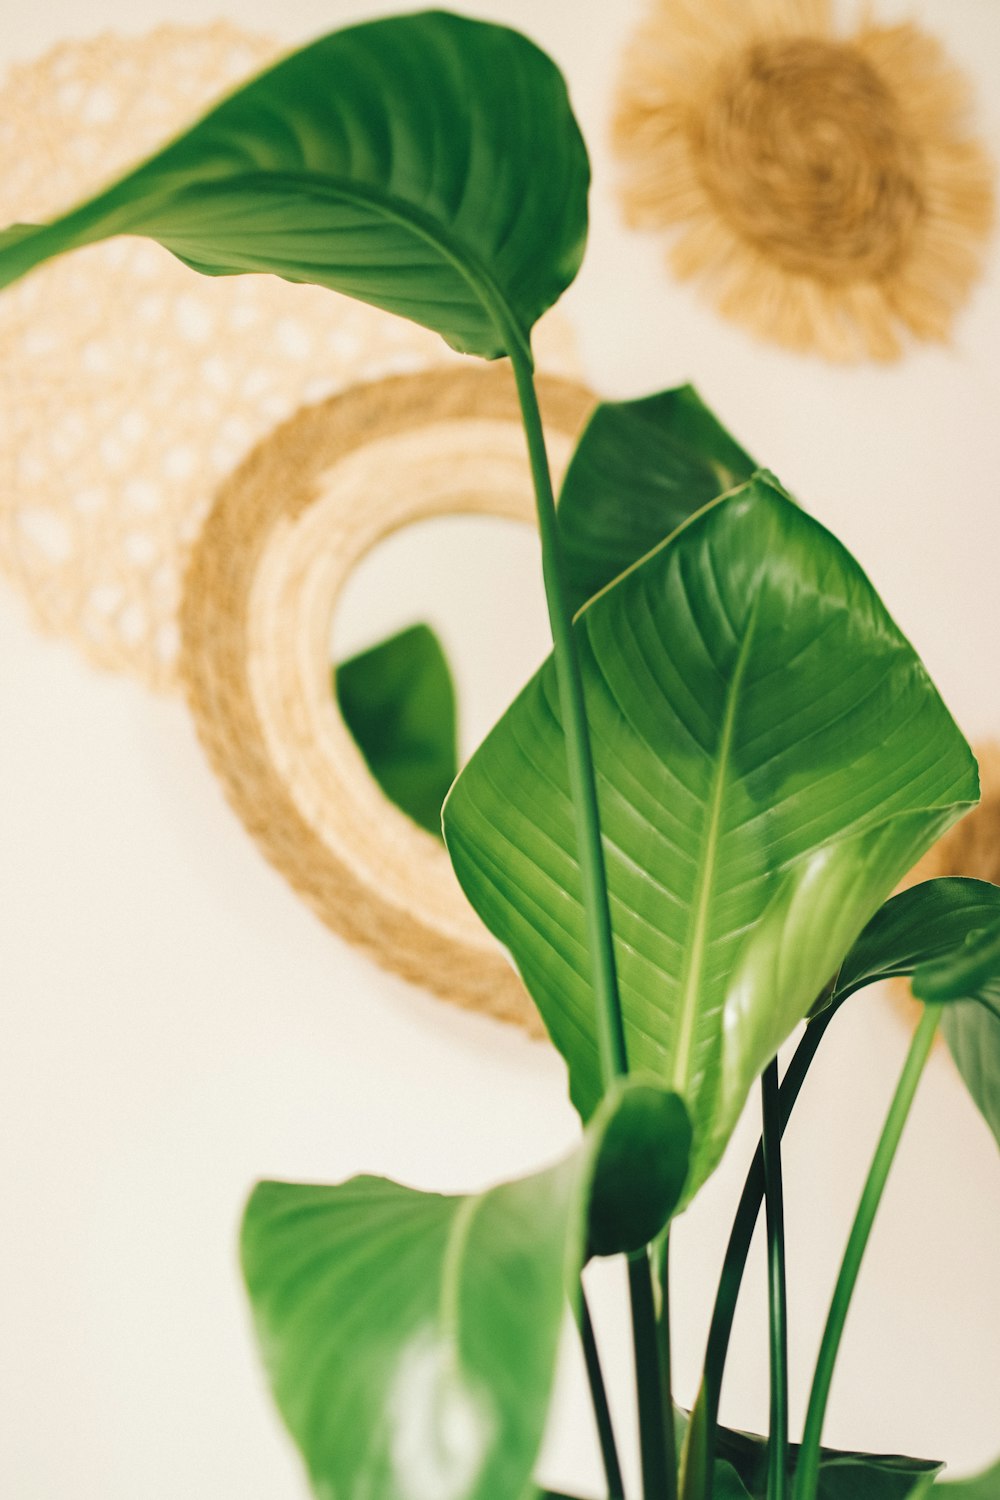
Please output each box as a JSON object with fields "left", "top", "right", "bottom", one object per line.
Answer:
{"left": 335, "top": 622, "right": 458, "bottom": 840}
{"left": 714, "top": 1423, "right": 942, "bottom": 1499}
{"left": 241, "top": 1080, "right": 689, "bottom": 1500}
{"left": 0, "top": 13, "right": 589, "bottom": 358}
{"left": 829, "top": 878, "right": 1000, "bottom": 1150}
{"left": 558, "top": 384, "right": 757, "bottom": 614}
{"left": 937, "top": 1457, "right": 1000, "bottom": 1496}
{"left": 444, "top": 474, "right": 977, "bottom": 1199}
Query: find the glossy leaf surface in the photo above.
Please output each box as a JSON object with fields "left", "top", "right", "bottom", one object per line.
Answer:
{"left": 445, "top": 475, "right": 977, "bottom": 1198}
{"left": 242, "top": 1081, "right": 688, "bottom": 1500}
{"left": 0, "top": 13, "right": 589, "bottom": 358}
{"left": 558, "top": 384, "right": 756, "bottom": 614}
{"left": 912, "top": 921, "right": 1000, "bottom": 1006}
{"left": 335, "top": 622, "right": 458, "bottom": 839}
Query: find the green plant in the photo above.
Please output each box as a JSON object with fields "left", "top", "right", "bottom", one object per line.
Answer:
{"left": 3, "top": 10, "right": 999, "bottom": 1499}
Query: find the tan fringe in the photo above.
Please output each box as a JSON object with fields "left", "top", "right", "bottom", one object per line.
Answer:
{"left": 613, "top": 1, "right": 995, "bottom": 361}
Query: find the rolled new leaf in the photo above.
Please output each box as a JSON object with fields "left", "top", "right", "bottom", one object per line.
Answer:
{"left": 557, "top": 384, "right": 756, "bottom": 614}
{"left": 241, "top": 1080, "right": 689, "bottom": 1500}
{"left": 444, "top": 474, "right": 977, "bottom": 1202}
{"left": 0, "top": 13, "right": 589, "bottom": 359}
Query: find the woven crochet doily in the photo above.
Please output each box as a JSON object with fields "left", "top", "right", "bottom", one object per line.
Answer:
{"left": 0, "top": 24, "right": 574, "bottom": 692}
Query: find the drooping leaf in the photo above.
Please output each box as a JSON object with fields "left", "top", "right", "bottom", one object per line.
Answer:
{"left": 832, "top": 879, "right": 1000, "bottom": 1010}
{"left": 241, "top": 1081, "right": 689, "bottom": 1500}
{"left": 444, "top": 474, "right": 977, "bottom": 1200}
{"left": 335, "top": 622, "right": 458, "bottom": 840}
{"left": 0, "top": 13, "right": 589, "bottom": 359}
{"left": 557, "top": 384, "right": 756, "bottom": 614}
{"left": 936, "top": 1456, "right": 1000, "bottom": 1495}
{"left": 912, "top": 922, "right": 1000, "bottom": 1006}
{"left": 714, "top": 1422, "right": 942, "bottom": 1499}
{"left": 827, "top": 877, "right": 1000, "bottom": 1150}
{"left": 942, "top": 1000, "right": 1000, "bottom": 1153}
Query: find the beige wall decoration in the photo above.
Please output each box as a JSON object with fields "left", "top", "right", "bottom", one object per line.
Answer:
{"left": 0, "top": 26, "right": 580, "bottom": 1027}
{"left": 908, "top": 741, "right": 1000, "bottom": 891}
{"left": 0, "top": 25, "right": 449, "bottom": 691}
{"left": 613, "top": 0, "right": 995, "bottom": 360}
{"left": 180, "top": 367, "right": 594, "bottom": 1033}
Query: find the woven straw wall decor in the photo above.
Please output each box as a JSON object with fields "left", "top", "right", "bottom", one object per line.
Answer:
{"left": 0, "top": 25, "right": 575, "bottom": 692}
{"left": 0, "top": 26, "right": 583, "bottom": 1026}
{"left": 180, "top": 367, "right": 595, "bottom": 1032}
{"left": 613, "top": 0, "right": 995, "bottom": 361}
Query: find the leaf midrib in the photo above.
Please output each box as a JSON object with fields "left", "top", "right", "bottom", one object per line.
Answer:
{"left": 670, "top": 601, "right": 760, "bottom": 1095}
{"left": 16, "top": 166, "right": 533, "bottom": 362}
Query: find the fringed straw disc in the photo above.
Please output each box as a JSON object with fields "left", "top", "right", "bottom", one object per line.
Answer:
{"left": 179, "top": 367, "right": 595, "bottom": 1030}
{"left": 613, "top": 0, "right": 995, "bottom": 360}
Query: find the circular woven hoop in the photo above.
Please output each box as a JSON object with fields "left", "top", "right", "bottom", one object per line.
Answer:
{"left": 180, "top": 366, "right": 595, "bottom": 1031}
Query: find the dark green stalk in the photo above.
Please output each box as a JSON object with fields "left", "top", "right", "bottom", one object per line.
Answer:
{"left": 761, "top": 1059, "right": 789, "bottom": 1500}
{"left": 658, "top": 1231, "right": 679, "bottom": 1489}
{"left": 793, "top": 1004, "right": 941, "bottom": 1500}
{"left": 629, "top": 1251, "right": 672, "bottom": 1500}
{"left": 509, "top": 345, "right": 673, "bottom": 1497}
{"left": 578, "top": 1286, "right": 625, "bottom": 1500}
{"left": 508, "top": 345, "right": 628, "bottom": 1087}
{"left": 681, "top": 1007, "right": 839, "bottom": 1500}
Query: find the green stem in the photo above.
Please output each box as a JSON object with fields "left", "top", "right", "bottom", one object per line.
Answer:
{"left": 510, "top": 346, "right": 671, "bottom": 1497}
{"left": 681, "top": 1007, "right": 839, "bottom": 1500}
{"left": 629, "top": 1251, "right": 672, "bottom": 1500}
{"left": 761, "top": 1059, "right": 789, "bottom": 1500}
{"left": 508, "top": 345, "right": 628, "bottom": 1087}
{"left": 658, "top": 1232, "right": 679, "bottom": 1491}
{"left": 578, "top": 1286, "right": 625, "bottom": 1500}
{"left": 793, "top": 1004, "right": 942, "bottom": 1500}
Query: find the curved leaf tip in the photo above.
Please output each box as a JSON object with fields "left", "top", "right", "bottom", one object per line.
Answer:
{"left": 240, "top": 1078, "right": 687, "bottom": 1500}
{"left": 0, "top": 11, "right": 590, "bottom": 359}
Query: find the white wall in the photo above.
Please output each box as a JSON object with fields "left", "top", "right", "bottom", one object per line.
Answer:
{"left": 1, "top": 2, "right": 999, "bottom": 1497}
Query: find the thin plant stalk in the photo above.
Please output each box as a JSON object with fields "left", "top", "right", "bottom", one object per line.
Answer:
{"left": 658, "top": 1231, "right": 679, "bottom": 1490}
{"left": 508, "top": 344, "right": 628, "bottom": 1086}
{"left": 761, "top": 1058, "right": 789, "bottom": 1500}
{"left": 578, "top": 1285, "right": 625, "bottom": 1500}
{"left": 508, "top": 344, "right": 674, "bottom": 1498}
{"left": 630, "top": 1250, "right": 673, "bottom": 1500}
{"left": 793, "top": 1004, "right": 942, "bottom": 1500}
{"left": 681, "top": 1006, "right": 839, "bottom": 1500}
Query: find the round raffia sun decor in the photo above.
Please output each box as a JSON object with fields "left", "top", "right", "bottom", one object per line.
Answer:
{"left": 613, "top": 0, "right": 995, "bottom": 360}
{"left": 180, "top": 366, "right": 595, "bottom": 1033}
